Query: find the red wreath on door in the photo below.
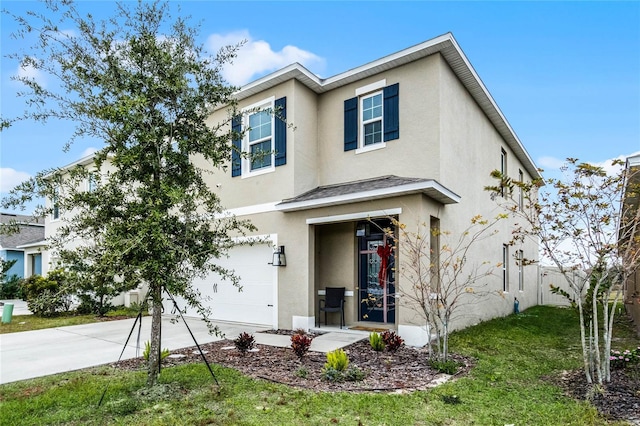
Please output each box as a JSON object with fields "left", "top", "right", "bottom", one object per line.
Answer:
{"left": 377, "top": 243, "right": 392, "bottom": 288}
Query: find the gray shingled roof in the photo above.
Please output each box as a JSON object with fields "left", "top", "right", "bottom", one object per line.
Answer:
{"left": 281, "top": 176, "right": 428, "bottom": 203}
{"left": 0, "top": 213, "right": 45, "bottom": 250}
{"left": 277, "top": 175, "right": 460, "bottom": 212}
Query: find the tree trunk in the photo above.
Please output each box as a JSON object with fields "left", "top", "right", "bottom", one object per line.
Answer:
{"left": 147, "top": 284, "right": 162, "bottom": 387}
{"left": 577, "top": 302, "right": 593, "bottom": 384}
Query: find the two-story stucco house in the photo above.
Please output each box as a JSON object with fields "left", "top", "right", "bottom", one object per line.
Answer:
{"left": 166, "top": 32, "right": 541, "bottom": 344}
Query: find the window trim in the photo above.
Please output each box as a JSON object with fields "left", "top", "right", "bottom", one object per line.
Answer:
{"left": 355, "top": 80, "right": 387, "bottom": 153}
{"left": 51, "top": 186, "right": 60, "bottom": 221}
{"left": 502, "top": 244, "right": 509, "bottom": 293}
{"left": 500, "top": 148, "right": 507, "bottom": 197}
{"left": 241, "top": 96, "right": 276, "bottom": 179}
{"left": 358, "top": 90, "right": 384, "bottom": 151}
{"left": 517, "top": 249, "right": 524, "bottom": 292}
{"left": 518, "top": 169, "right": 524, "bottom": 211}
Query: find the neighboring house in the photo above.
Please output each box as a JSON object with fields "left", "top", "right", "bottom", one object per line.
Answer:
{"left": 45, "top": 33, "right": 542, "bottom": 344}
{"left": 622, "top": 154, "right": 640, "bottom": 333}
{"left": 0, "top": 213, "right": 46, "bottom": 280}
{"left": 180, "top": 32, "right": 541, "bottom": 345}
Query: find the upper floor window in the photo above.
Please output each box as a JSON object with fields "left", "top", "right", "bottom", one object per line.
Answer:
{"left": 518, "top": 169, "right": 524, "bottom": 210}
{"left": 500, "top": 148, "right": 507, "bottom": 197}
{"left": 248, "top": 109, "right": 273, "bottom": 171}
{"left": 52, "top": 186, "right": 60, "bottom": 220}
{"left": 232, "top": 97, "right": 287, "bottom": 178}
{"left": 362, "top": 91, "right": 383, "bottom": 146}
{"left": 344, "top": 81, "right": 399, "bottom": 153}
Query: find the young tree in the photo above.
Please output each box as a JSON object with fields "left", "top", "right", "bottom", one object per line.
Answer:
{"left": 375, "top": 215, "right": 506, "bottom": 360}
{"left": 1, "top": 0, "right": 255, "bottom": 386}
{"left": 486, "top": 158, "right": 640, "bottom": 385}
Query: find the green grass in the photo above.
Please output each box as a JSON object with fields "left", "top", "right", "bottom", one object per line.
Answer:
{"left": 1, "top": 305, "right": 637, "bottom": 425}
{"left": 0, "top": 306, "right": 146, "bottom": 334}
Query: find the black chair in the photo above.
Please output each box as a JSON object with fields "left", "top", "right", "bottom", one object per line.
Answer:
{"left": 318, "top": 287, "right": 345, "bottom": 329}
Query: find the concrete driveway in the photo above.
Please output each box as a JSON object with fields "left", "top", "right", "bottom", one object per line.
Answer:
{"left": 0, "top": 315, "right": 267, "bottom": 384}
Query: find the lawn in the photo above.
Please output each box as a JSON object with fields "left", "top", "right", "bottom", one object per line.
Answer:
{"left": 0, "top": 305, "right": 637, "bottom": 425}
{"left": 0, "top": 306, "right": 146, "bottom": 334}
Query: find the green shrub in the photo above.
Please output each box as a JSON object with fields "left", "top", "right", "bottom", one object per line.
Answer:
{"left": 0, "top": 275, "right": 23, "bottom": 299}
{"left": 610, "top": 347, "right": 640, "bottom": 369}
{"left": 429, "top": 358, "right": 462, "bottom": 375}
{"left": 325, "top": 348, "right": 349, "bottom": 372}
{"left": 321, "top": 367, "right": 343, "bottom": 382}
{"left": 142, "top": 341, "right": 170, "bottom": 361}
{"left": 234, "top": 332, "right": 256, "bottom": 355}
{"left": 343, "top": 366, "right": 366, "bottom": 381}
{"left": 369, "top": 332, "right": 386, "bottom": 352}
{"left": 295, "top": 367, "right": 308, "bottom": 378}
{"left": 22, "top": 273, "right": 73, "bottom": 317}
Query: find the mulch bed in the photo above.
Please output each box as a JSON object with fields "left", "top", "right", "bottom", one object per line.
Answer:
{"left": 551, "top": 368, "right": 640, "bottom": 425}
{"left": 113, "top": 336, "right": 473, "bottom": 392}
{"left": 112, "top": 331, "right": 639, "bottom": 423}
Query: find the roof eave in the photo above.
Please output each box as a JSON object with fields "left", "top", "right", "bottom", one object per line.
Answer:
{"left": 234, "top": 32, "right": 541, "bottom": 181}
{"left": 276, "top": 180, "right": 460, "bottom": 213}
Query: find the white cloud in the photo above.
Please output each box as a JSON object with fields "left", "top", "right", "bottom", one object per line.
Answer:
{"left": 0, "top": 168, "right": 31, "bottom": 192}
{"left": 15, "top": 61, "right": 46, "bottom": 88}
{"left": 537, "top": 156, "right": 566, "bottom": 171}
{"left": 207, "top": 30, "right": 325, "bottom": 86}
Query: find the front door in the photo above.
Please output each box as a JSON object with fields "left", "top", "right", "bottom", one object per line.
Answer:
{"left": 358, "top": 221, "right": 395, "bottom": 323}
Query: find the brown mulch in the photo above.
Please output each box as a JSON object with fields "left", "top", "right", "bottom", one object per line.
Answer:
{"left": 551, "top": 367, "right": 640, "bottom": 425}
{"left": 112, "top": 332, "right": 639, "bottom": 423}
{"left": 113, "top": 334, "right": 473, "bottom": 392}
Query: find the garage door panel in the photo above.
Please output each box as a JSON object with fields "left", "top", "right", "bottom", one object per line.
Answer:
{"left": 172, "top": 242, "right": 276, "bottom": 326}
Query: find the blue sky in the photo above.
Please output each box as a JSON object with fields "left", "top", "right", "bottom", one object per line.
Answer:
{"left": 1, "top": 1, "right": 639, "bottom": 212}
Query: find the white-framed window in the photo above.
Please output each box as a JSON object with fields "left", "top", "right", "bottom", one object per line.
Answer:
{"left": 518, "top": 169, "right": 524, "bottom": 210}
{"left": 242, "top": 97, "right": 275, "bottom": 177}
{"left": 517, "top": 249, "right": 524, "bottom": 291}
{"left": 361, "top": 91, "right": 383, "bottom": 147}
{"left": 86, "top": 174, "right": 96, "bottom": 192}
{"left": 502, "top": 244, "right": 509, "bottom": 292}
{"left": 500, "top": 148, "right": 507, "bottom": 197}
{"left": 52, "top": 186, "right": 60, "bottom": 221}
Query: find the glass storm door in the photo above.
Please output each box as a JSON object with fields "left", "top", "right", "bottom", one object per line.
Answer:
{"left": 358, "top": 225, "right": 395, "bottom": 323}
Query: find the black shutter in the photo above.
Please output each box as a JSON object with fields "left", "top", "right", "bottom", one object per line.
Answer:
{"left": 231, "top": 116, "right": 242, "bottom": 177}
{"left": 344, "top": 97, "right": 358, "bottom": 151}
{"left": 274, "top": 97, "right": 287, "bottom": 166}
{"left": 383, "top": 83, "right": 399, "bottom": 141}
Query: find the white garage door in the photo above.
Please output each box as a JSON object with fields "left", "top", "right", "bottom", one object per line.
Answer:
{"left": 168, "top": 242, "right": 276, "bottom": 327}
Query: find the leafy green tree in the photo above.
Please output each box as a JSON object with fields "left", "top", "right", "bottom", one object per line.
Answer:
{"left": 487, "top": 158, "right": 640, "bottom": 385}
{"left": 2, "top": 0, "right": 254, "bottom": 386}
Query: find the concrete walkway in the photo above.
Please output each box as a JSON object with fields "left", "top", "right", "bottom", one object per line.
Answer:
{"left": 0, "top": 304, "right": 367, "bottom": 384}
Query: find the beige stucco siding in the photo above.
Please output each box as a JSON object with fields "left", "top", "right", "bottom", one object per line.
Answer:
{"left": 316, "top": 55, "right": 442, "bottom": 187}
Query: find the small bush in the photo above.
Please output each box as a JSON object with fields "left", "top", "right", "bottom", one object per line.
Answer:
{"left": 429, "top": 358, "right": 462, "bottom": 375}
{"left": 343, "top": 366, "right": 366, "bottom": 381}
{"left": 369, "top": 332, "right": 385, "bottom": 352}
{"left": 322, "top": 367, "right": 343, "bottom": 382}
{"left": 295, "top": 367, "right": 308, "bottom": 378}
{"left": 0, "top": 275, "right": 23, "bottom": 299}
{"left": 325, "top": 348, "right": 349, "bottom": 372}
{"left": 234, "top": 332, "right": 256, "bottom": 355}
{"left": 381, "top": 330, "right": 404, "bottom": 351}
{"left": 22, "top": 273, "right": 74, "bottom": 317}
{"left": 291, "top": 333, "right": 313, "bottom": 359}
{"left": 142, "top": 341, "right": 170, "bottom": 361}
{"left": 610, "top": 347, "right": 640, "bottom": 369}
